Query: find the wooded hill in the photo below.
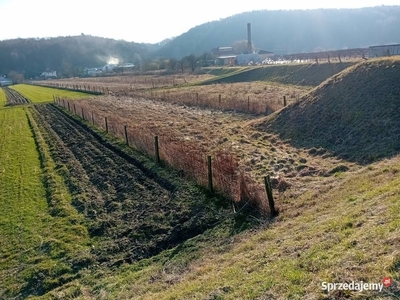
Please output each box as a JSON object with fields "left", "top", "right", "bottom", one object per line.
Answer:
{"left": 0, "top": 35, "right": 156, "bottom": 79}
{"left": 157, "top": 6, "right": 400, "bottom": 58}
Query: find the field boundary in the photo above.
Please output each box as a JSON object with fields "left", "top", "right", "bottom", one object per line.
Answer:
{"left": 27, "top": 82, "right": 103, "bottom": 95}
{"left": 54, "top": 98, "right": 275, "bottom": 217}
{"left": 31, "top": 81, "right": 290, "bottom": 115}
{"left": 48, "top": 103, "right": 181, "bottom": 192}
{"left": 115, "top": 88, "right": 285, "bottom": 115}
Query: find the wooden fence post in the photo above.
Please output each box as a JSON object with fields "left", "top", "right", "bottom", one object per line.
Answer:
{"left": 264, "top": 175, "right": 278, "bottom": 217}
{"left": 247, "top": 96, "right": 250, "bottom": 111}
{"left": 154, "top": 136, "right": 160, "bottom": 164}
{"left": 124, "top": 125, "right": 129, "bottom": 145}
{"left": 81, "top": 107, "right": 84, "bottom": 119}
{"left": 218, "top": 94, "right": 221, "bottom": 107}
{"left": 283, "top": 95, "right": 287, "bottom": 107}
{"left": 105, "top": 117, "right": 108, "bottom": 133}
{"left": 207, "top": 156, "right": 213, "bottom": 193}
{"left": 91, "top": 112, "right": 94, "bottom": 125}
{"left": 67, "top": 101, "right": 70, "bottom": 112}
{"left": 73, "top": 104, "right": 76, "bottom": 115}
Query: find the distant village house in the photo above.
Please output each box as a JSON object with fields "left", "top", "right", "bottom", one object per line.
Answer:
{"left": 41, "top": 71, "right": 57, "bottom": 79}
{"left": 85, "top": 67, "right": 103, "bottom": 77}
{"left": 215, "top": 55, "right": 237, "bottom": 66}
{"left": 102, "top": 64, "right": 118, "bottom": 72}
{"left": 0, "top": 76, "right": 13, "bottom": 86}
{"left": 84, "top": 63, "right": 135, "bottom": 76}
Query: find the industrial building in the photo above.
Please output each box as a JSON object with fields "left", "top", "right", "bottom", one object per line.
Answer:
{"left": 369, "top": 44, "right": 400, "bottom": 57}
{"left": 214, "top": 23, "right": 274, "bottom": 66}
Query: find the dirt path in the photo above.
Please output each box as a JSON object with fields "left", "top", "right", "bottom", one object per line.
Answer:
{"left": 31, "top": 104, "right": 227, "bottom": 265}
{"left": 3, "top": 87, "right": 30, "bottom": 106}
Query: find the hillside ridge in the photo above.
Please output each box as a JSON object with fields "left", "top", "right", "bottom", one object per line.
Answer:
{"left": 202, "top": 62, "right": 354, "bottom": 86}
{"left": 256, "top": 57, "right": 400, "bottom": 164}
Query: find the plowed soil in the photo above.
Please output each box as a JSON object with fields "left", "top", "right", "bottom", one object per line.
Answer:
{"left": 3, "top": 87, "right": 30, "bottom": 106}
{"left": 31, "top": 104, "right": 228, "bottom": 266}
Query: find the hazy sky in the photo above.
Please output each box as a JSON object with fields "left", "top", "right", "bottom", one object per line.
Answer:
{"left": 0, "top": 0, "right": 398, "bottom": 43}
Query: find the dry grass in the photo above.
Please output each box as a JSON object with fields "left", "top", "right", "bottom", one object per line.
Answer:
{"left": 56, "top": 95, "right": 356, "bottom": 216}
{"left": 33, "top": 74, "right": 213, "bottom": 92}
{"left": 32, "top": 73, "right": 310, "bottom": 115}
{"left": 126, "top": 82, "right": 308, "bottom": 114}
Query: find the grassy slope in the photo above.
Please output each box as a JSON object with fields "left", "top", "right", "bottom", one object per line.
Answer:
{"left": 157, "top": 158, "right": 400, "bottom": 300}
{"left": 0, "top": 88, "right": 6, "bottom": 106}
{"left": 257, "top": 57, "right": 400, "bottom": 164}
{"left": 202, "top": 62, "right": 354, "bottom": 86}
{"left": 203, "top": 67, "right": 248, "bottom": 77}
{"left": 10, "top": 84, "right": 91, "bottom": 103}
{"left": 0, "top": 107, "right": 92, "bottom": 299}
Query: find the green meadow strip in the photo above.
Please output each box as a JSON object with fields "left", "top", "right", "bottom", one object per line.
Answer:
{"left": 0, "top": 107, "right": 92, "bottom": 298}
{"left": 0, "top": 107, "right": 50, "bottom": 297}
{"left": 10, "top": 84, "right": 92, "bottom": 103}
{"left": 0, "top": 87, "right": 6, "bottom": 107}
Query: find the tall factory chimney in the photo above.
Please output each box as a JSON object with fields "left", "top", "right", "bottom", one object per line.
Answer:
{"left": 247, "top": 23, "right": 252, "bottom": 53}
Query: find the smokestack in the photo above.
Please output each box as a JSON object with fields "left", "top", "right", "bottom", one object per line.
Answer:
{"left": 247, "top": 23, "right": 252, "bottom": 53}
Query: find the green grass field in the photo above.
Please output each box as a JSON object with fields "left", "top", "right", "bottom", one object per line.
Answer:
{"left": 0, "top": 107, "right": 92, "bottom": 298}
{"left": 0, "top": 88, "right": 6, "bottom": 107}
{"left": 10, "top": 84, "right": 91, "bottom": 103}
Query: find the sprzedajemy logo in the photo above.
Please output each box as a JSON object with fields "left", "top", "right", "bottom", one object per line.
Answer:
{"left": 322, "top": 277, "right": 393, "bottom": 293}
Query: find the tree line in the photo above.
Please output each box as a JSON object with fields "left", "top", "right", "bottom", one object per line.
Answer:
{"left": 141, "top": 53, "right": 215, "bottom": 72}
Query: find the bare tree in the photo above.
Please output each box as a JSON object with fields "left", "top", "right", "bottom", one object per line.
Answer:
{"left": 185, "top": 54, "right": 197, "bottom": 72}
{"left": 167, "top": 58, "right": 178, "bottom": 71}
{"left": 8, "top": 71, "right": 24, "bottom": 83}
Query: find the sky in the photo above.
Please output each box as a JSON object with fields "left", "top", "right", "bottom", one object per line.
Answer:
{"left": 0, "top": 0, "right": 398, "bottom": 43}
